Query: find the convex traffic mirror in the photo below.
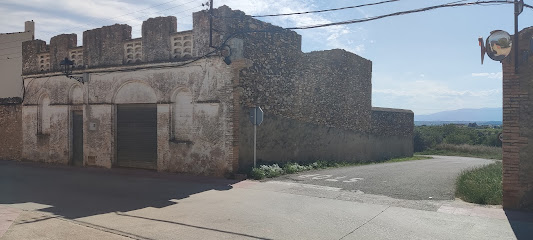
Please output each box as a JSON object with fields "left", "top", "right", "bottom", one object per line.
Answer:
{"left": 486, "top": 30, "right": 512, "bottom": 61}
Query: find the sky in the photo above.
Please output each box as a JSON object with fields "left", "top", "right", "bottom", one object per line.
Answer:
{"left": 1, "top": 0, "right": 532, "bottom": 115}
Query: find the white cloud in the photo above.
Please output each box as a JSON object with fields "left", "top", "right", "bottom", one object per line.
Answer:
{"left": 471, "top": 72, "right": 502, "bottom": 79}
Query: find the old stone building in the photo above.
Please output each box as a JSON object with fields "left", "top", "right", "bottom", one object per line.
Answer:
{"left": 501, "top": 26, "right": 533, "bottom": 209}
{"left": 4, "top": 6, "right": 413, "bottom": 177}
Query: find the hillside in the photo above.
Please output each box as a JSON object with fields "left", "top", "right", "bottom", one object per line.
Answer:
{"left": 415, "top": 108, "right": 502, "bottom": 122}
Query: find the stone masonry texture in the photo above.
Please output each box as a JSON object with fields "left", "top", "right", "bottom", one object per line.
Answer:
{"left": 0, "top": 98, "right": 22, "bottom": 161}
{"left": 49, "top": 34, "right": 77, "bottom": 72}
{"left": 142, "top": 16, "right": 177, "bottom": 62}
{"left": 83, "top": 24, "right": 132, "bottom": 67}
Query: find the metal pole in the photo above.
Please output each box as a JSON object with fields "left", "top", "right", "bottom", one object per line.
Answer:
{"left": 209, "top": 0, "right": 213, "bottom": 48}
{"left": 253, "top": 107, "right": 257, "bottom": 168}
{"left": 514, "top": 0, "right": 519, "bottom": 73}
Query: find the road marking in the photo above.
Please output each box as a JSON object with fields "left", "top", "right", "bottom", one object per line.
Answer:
{"left": 312, "top": 175, "right": 332, "bottom": 180}
{"left": 297, "top": 174, "right": 364, "bottom": 183}
{"left": 325, "top": 176, "right": 347, "bottom": 182}
{"left": 298, "top": 174, "right": 320, "bottom": 178}
{"left": 342, "top": 178, "right": 363, "bottom": 183}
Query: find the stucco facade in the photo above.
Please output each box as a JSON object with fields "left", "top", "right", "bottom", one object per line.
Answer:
{"left": 8, "top": 6, "right": 413, "bottom": 177}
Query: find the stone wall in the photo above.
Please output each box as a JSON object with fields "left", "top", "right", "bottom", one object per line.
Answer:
{"left": 194, "top": 6, "right": 372, "bottom": 132}
{"left": 371, "top": 107, "right": 414, "bottom": 137}
{"left": 501, "top": 26, "right": 533, "bottom": 209}
{"left": 142, "top": 17, "right": 177, "bottom": 62}
{"left": 195, "top": 6, "right": 410, "bottom": 169}
{"left": 0, "top": 98, "right": 22, "bottom": 160}
{"left": 83, "top": 24, "right": 132, "bottom": 67}
{"left": 238, "top": 109, "right": 413, "bottom": 170}
{"left": 49, "top": 34, "right": 77, "bottom": 72}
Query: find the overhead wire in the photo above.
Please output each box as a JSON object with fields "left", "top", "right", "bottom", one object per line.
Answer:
{"left": 251, "top": 0, "right": 400, "bottom": 17}
{"left": 284, "top": 1, "right": 524, "bottom": 29}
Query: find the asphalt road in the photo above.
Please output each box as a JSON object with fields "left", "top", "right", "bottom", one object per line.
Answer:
{"left": 275, "top": 155, "right": 495, "bottom": 200}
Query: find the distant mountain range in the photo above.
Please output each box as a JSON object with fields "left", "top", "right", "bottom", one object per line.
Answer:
{"left": 415, "top": 108, "right": 502, "bottom": 122}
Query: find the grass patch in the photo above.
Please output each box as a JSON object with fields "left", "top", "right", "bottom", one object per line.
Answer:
{"left": 418, "top": 143, "right": 502, "bottom": 160}
{"left": 249, "top": 155, "right": 432, "bottom": 180}
{"left": 456, "top": 162, "right": 502, "bottom": 205}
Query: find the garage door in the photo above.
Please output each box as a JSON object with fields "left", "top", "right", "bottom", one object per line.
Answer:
{"left": 116, "top": 104, "right": 157, "bottom": 169}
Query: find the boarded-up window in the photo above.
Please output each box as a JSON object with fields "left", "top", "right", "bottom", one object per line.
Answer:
{"left": 173, "top": 89, "right": 193, "bottom": 140}
{"left": 38, "top": 95, "right": 51, "bottom": 134}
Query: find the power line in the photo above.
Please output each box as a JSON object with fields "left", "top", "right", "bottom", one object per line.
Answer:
{"left": 251, "top": 0, "right": 400, "bottom": 18}
{"left": 285, "top": 1, "right": 526, "bottom": 30}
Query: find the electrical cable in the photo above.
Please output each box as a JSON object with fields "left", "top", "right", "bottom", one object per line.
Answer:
{"left": 251, "top": 0, "right": 400, "bottom": 17}
{"left": 284, "top": 1, "right": 523, "bottom": 29}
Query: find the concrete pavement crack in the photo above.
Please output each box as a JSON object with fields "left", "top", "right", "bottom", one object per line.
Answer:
{"left": 20, "top": 210, "right": 152, "bottom": 240}
{"left": 339, "top": 206, "right": 390, "bottom": 240}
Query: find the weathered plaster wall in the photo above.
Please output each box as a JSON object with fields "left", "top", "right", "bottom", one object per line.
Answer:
{"left": 84, "top": 104, "right": 113, "bottom": 168}
{"left": 501, "top": 26, "right": 533, "bottom": 209}
{"left": 0, "top": 99, "right": 22, "bottom": 160}
{"left": 21, "top": 76, "right": 75, "bottom": 164}
{"left": 22, "top": 58, "right": 236, "bottom": 176}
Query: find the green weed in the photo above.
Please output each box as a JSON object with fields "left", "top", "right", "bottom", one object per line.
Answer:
{"left": 456, "top": 162, "right": 502, "bottom": 205}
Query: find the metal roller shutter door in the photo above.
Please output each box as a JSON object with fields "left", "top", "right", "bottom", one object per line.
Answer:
{"left": 116, "top": 104, "right": 157, "bottom": 169}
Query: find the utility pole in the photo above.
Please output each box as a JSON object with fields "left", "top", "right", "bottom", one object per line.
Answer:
{"left": 209, "top": 0, "right": 213, "bottom": 48}
{"left": 514, "top": 0, "right": 519, "bottom": 72}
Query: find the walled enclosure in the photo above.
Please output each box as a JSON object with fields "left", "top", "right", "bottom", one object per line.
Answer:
{"left": 191, "top": 6, "right": 413, "bottom": 168}
{"left": 501, "top": 26, "right": 533, "bottom": 209}
{"left": 19, "top": 6, "right": 413, "bottom": 176}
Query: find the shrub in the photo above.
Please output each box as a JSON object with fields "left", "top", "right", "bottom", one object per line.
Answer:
{"left": 250, "top": 168, "right": 266, "bottom": 180}
{"left": 259, "top": 164, "right": 283, "bottom": 178}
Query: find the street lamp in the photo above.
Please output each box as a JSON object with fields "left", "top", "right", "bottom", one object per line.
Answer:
{"left": 59, "top": 57, "right": 84, "bottom": 84}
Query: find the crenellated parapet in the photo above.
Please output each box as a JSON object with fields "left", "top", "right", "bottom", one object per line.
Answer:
{"left": 21, "top": 5, "right": 302, "bottom": 75}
